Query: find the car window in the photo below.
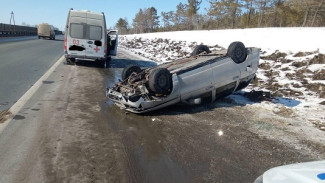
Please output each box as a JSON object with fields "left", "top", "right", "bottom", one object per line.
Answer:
{"left": 89, "top": 25, "right": 102, "bottom": 40}
{"left": 70, "top": 23, "right": 84, "bottom": 39}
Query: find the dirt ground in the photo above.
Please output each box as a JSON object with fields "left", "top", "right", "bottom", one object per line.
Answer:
{"left": 1, "top": 50, "right": 325, "bottom": 183}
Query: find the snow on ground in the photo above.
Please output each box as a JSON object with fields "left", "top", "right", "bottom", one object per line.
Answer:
{"left": 118, "top": 27, "right": 325, "bottom": 130}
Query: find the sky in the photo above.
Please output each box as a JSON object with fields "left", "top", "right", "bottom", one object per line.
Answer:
{"left": 0, "top": 0, "right": 210, "bottom": 30}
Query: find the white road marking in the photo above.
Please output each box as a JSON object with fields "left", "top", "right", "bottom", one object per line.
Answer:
{"left": 0, "top": 55, "right": 65, "bottom": 134}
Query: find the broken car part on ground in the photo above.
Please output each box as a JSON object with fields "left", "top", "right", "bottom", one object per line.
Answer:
{"left": 107, "top": 41, "right": 260, "bottom": 113}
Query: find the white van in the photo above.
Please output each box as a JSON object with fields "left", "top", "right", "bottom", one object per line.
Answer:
{"left": 64, "top": 9, "right": 118, "bottom": 65}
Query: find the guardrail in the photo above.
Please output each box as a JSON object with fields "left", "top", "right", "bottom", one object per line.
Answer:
{"left": 0, "top": 30, "right": 37, "bottom": 37}
{"left": 0, "top": 23, "right": 37, "bottom": 37}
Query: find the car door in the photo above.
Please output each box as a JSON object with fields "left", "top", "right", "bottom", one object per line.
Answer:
{"left": 107, "top": 30, "right": 118, "bottom": 56}
{"left": 178, "top": 63, "right": 214, "bottom": 101}
{"left": 211, "top": 57, "right": 240, "bottom": 96}
{"left": 238, "top": 49, "right": 258, "bottom": 79}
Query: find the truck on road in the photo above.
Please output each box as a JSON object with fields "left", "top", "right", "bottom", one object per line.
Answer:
{"left": 37, "top": 23, "right": 55, "bottom": 40}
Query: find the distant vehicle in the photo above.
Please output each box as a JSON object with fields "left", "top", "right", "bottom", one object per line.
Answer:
{"left": 64, "top": 9, "right": 118, "bottom": 66}
{"left": 107, "top": 42, "right": 260, "bottom": 113}
{"left": 37, "top": 23, "right": 55, "bottom": 40}
{"left": 254, "top": 160, "right": 325, "bottom": 183}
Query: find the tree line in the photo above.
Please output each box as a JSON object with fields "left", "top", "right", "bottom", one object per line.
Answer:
{"left": 115, "top": 0, "right": 325, "bottom": 34}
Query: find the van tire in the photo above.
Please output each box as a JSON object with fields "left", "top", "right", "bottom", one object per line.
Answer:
{"left": 66, "top": 58, "right": 72, "bottom": 65}
{"left": 149, "top": 68, "right": 172, "bottom": 95}
{"left": 98, "top": 60, "right": 107, "bottom": 68}
{"left": 66, "top": 58, "right": 75, "bottom": 65}
{"left": 227, "top": 41, "right": 247, "bottom": 63}
{"left": 191, "top": 45, "right": 211, "bottom": 56}
{"left": 121, "top": 65, "right": 142, "bottom": 80}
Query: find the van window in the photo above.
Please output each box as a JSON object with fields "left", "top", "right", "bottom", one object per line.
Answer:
{"left": 70, "top": 23, "right": 84, "bottom": 39}
{"left": 89, "top": 25, "right": 102, "bottom": 40}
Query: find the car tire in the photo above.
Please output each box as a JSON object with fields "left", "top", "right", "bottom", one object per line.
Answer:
{"left": 149, "top": 68, "right": 172, "bottom": 95}
{"left": 191, "top": 45, "right": 211, "bottom": 56}
{"left": 121, "top": 65, "right": 142, "bottom": 80}
{"left": 227, "top": 41, "right": 247, "bottom": 63}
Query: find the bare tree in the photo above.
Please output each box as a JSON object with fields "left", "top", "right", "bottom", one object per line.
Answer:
{"left": 115, "top": 18, "right": 128, "bottom": 35}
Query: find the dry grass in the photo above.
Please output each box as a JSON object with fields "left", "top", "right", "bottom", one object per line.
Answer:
{"left": 0, "top": 109, "right": 11, "bottom": 123}
{"left": 313, "top": 69, "right": 325, "bottom": 80}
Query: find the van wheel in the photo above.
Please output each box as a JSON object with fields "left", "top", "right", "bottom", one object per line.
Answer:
{"left": 38, "top": 36, "right": 40, "bottom": 39}
{"left": 66, "top": 58, "right": 72, "bottom": 65}
{"left": 97, "top": 60, "right": 107, "bottom": 68}
{"left": 66, "top": 58, "right": 75, "bottom": 65}
{"left": 227, "top": 41, "right": 247, "bottom": 63}
{"left": 149, "top": 68, "right": 172, "bottom": 95}
{"left": 191, "top": 45, "right": 211, "bottom": 56}
{"left": 53, "top": 36, "right": 55, "bottom": 40}
{"left": 121, "top": 65, "right": 142, "bottom": 80}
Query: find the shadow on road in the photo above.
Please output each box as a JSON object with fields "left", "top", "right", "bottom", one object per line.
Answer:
{"left": 52, "top": 39, "right": 63, "bottom": 42}
{"left": 142, "top": 98, "right": 247, "bottom": 117}
{"left": 74, "top": 60, "right": 104, "bottom": 68}
{"left": 141, "top": 92, "right": 302, "bottom": 117}
{"left": 73, "top": 58, "right": 157, "bottom": 69}
{"left": 108, "top": 58, "right": 157, "bottom": 68}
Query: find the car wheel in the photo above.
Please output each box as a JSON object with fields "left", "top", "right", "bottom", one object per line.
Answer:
{"left": 149, "top": 68, "right": 172, "bottom": 95}
{"left": 121, "top": 65, "right": 142, "bottom": 80}
{"left": 227, "top": 41, "right": 247, "bottom": 63}
{"left": 191, "top": 45, "right": 211, "bottom": 56}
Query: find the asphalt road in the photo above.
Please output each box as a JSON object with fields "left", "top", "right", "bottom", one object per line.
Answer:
{"left": 0, "top": 47, "right": 324, "bottom": 182}
{"left": 0, "top": 35, "right": 64, "bottom": 111}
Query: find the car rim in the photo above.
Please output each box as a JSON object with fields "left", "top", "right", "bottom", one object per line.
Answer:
{"left": 235, "top": 47, "right": 242, "bottom": 58}
{"left": 158, "top": 75, "right": 167, "bottom": 88}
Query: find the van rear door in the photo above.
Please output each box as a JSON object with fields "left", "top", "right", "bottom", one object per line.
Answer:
{"left": 85, "top": 13, "right": 105, "bottom": 59}
{"left": 68, "top": 23, "right": 87, "bottom": 58}
{"left": 85, "top": 24, "right": 104, "bottom": 59}
{"left": 107, "top": 30, "right": 118, "bottom": 56}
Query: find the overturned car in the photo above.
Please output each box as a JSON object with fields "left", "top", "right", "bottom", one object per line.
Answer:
{"left": 107, "top": 41, "right": 260, "bottom": 113}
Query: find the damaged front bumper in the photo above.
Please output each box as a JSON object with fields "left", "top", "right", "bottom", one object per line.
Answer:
{"left": 106, "top": 89, "right": 180, "bottom": 113}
